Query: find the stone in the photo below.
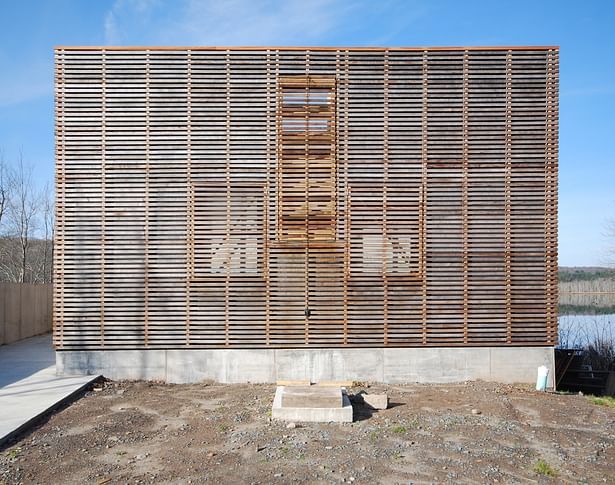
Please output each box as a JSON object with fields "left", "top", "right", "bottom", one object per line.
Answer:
{"left": 286, "top": 422, "right": 297, "bottom": 429}
{"left": 361, "top": 393, "right": 388, "bottom": 410}
{"left": 471, "top": 408, "right": 481, "bottom": 415}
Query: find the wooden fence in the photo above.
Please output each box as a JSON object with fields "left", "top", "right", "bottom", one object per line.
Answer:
{"left": 1, "top": 283, "right": 53, "bottom": 345}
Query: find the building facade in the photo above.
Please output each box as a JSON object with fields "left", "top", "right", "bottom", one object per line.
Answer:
{"left": 54, "top": 46, "right": 558, "bottom": 383}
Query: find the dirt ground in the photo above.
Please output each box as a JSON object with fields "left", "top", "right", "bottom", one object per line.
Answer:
{"left": 1, "top": 380, "right": 614, "bottom": 484}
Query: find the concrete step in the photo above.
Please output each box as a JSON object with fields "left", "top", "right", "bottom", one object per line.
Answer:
{"left": 272, "top": 386, "right": 353, "bottom": 423}
{"left": 280, "top": 385, "right": 343, "bottom": 409}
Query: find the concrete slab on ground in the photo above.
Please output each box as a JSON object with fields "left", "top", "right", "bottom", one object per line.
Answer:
{"left": 272, "top": 386, "right": 353, "bottom": 423}
{"left": 0, "top": 334, "right": 99, "bottom": 447}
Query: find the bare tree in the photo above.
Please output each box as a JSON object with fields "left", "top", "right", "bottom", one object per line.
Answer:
{"left": 5, "top": 156, "right": 40, "bottom": 283}
{"left": 607, "top": 218, "right": 615, "bottom": 268}
{"left": 0, "top": 153, "right": 7, "bottom": 228}
{"left": 0, "top": 153, "right": 55, "bottom": 284}
{"left": 41, "top": 180, "right": 54, "bottom": 283}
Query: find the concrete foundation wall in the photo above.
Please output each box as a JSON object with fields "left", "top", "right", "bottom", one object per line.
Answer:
{"left": 56, "top": 347, "right": 555, "bottom": 388}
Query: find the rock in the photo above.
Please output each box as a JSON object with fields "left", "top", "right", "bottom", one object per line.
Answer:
{"left": 349, "top": 477, "right": 356, "bottom": 482}
{"left": 207, "top": 452, "right": 216, "bottom": 458}
{"left": 362, "top": 394, "right": 389, "bottom": 410}
{"left": 286, "top": 422, "right": 297, "bottom": 429}
{"left": 274, "top": 473, "right": 283, "bottom": 478}
{"left": 471, "top": 408, "right": 481, "bottom": 415}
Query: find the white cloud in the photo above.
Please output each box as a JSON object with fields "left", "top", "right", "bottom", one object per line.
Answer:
{"left": 104, "top": 10, "right": 119, "bottom": 44}
{"left": 103, "top": 0, "right": 357, "bottom": 46}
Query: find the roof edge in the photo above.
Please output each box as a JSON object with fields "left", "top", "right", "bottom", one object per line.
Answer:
{"left": 54, "top": 45, "right": 559, "bottom": 52}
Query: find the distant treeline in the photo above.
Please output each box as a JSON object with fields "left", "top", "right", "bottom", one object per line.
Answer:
{"left": 559, "top": 267, "right": 615, "bottom": 282}
{"left": 559, "top": 267, "right": 615, "bottom": 315}
{"left": 1, "top": 156, "right": 54, "bottom": 284}
{"left": 0, "top": 237, "right": 52, "bottom": 283}
{"left": 559, "top": 304, "right": 615, "bottom": 316}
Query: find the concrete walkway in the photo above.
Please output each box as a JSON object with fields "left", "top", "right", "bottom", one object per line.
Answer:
{"left": 0, "top": 334, "right": 99, "bottom": 447}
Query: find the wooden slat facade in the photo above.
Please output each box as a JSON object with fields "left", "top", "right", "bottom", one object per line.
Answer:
{"left": 53, "top": 46, "right": 558, "bottom": 350}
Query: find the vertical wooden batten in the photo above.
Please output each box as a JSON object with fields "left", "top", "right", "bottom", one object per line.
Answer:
{"left": 224, "top": 50, "right": 231, "bottom": 347}
{"left": 544, "top": 49, "right": 559, "bottom": 345}
{"left": 264, "top": 49, "right": 272, "bottom": 345}
{"left": 420, "top": 50, "right": 429, "bottom": 346}
{"left": 461, "top": 50, "right": 469, "bottom": 345}
{"left": 382, "top": 50, "right": 390, "bottom": 346}
{"left": 143, "top": 50, "right": 150, "bottom": 347}
{"left": 186, "top": 50, "right": 193, "bottom": 346}
{"left": 505, "top": 50, "right": 513, "bottom": 344}
{"left": 100, "top": 49, "right": 107, "bottom": 348}
{"left": 303, "top": 51, "right": 310, "bottom": 345}
{"left": 53, "top": 48, "right": 66, "bottom": 349}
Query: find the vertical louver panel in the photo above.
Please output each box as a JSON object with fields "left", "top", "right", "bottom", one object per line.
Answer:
{"left": 277, "top": 76, "right": 337, "bottom": 242}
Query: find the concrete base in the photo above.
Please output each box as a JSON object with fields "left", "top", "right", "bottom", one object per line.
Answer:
{"left": 56, "top": 346, "right": 555, "bottom": 387}
{"left": 272, "top": 386, "right": 353, "bottom": 423}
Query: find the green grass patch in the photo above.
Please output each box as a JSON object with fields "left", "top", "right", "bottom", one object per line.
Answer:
{"left": 390, "top": 425, "right": 407, "bottom": 434}
{"left": 588, "top": 395, "right": 615, "bottom": 409}
{"left": 533, "top": 459, "right": 557, "bottom": 477}
{"left": 5, "top": 447, "right": 21, "bottom": 459}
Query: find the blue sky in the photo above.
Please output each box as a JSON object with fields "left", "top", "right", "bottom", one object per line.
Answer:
{"left": 1, "top": 0, "right": 614, "bottom": 266}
